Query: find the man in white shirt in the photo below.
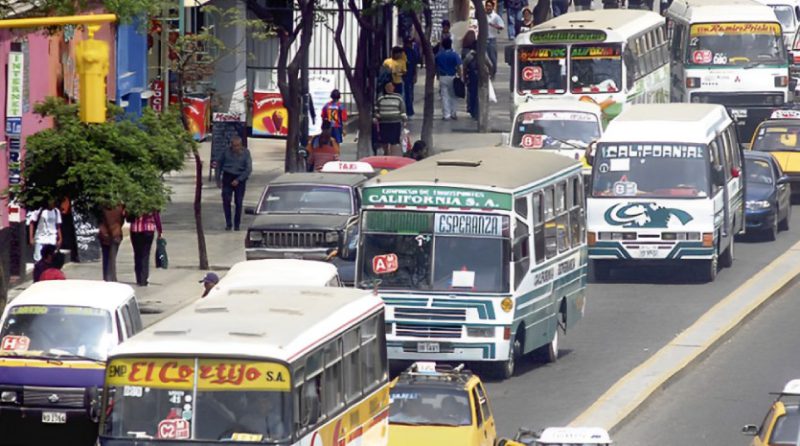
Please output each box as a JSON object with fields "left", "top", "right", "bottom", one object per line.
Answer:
{"left": 28, "top": 201, "right": 62, "bottom": 262}
{"left": 485, "top": 0, "right": 505, "bottom": 79}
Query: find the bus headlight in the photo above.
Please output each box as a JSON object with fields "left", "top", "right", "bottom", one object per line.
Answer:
{"left": 0, "top": 391, "right": 18, "bottom": 403}
{"left": 500, "top": 297, "right": 513, "bottom": 313}
{"left": 775, "top": 75, "right": 789, "bottom": 87}
{"left": 466, "top": 327, "right": 495, "bottom": 338}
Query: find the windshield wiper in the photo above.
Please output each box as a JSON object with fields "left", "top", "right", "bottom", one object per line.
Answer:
{"left": 46, "top": 350, "right": 105, "bottom": 364}
{"left": 0, "top": 352, "right": 64, "bottom": 364}
{"left": 547, "top": 136, "right": 587, "bottom": 151}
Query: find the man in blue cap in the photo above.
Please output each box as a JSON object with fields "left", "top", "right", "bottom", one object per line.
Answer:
{"left": 200, "top": 272, "right": 220, "bottom": 298}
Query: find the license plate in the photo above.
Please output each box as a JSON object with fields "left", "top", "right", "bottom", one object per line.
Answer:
{"left": 42, "top": 412, "right": 66, "bottom": 424}
{"left": 640, "top": 248, "right": 659, "bottom": 258}
{"left": 417, "top": 342, "right": 440, "bottom": 353}
{"left": 730, "top": 108, "right": 748, "bottom": 119}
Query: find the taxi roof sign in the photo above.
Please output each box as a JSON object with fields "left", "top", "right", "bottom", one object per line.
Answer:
{"left": 537, "top": 427, "right": 612, "bottom": 444}
{"left": 321, "top": 161, "right": 374, "bottom": 174}
{"left": 782, "top": 379, "right": 800, "bottom": 395}
{"left": 414, "top": 361, "right": 438, "bottom": 374}
{"left": 770, "top": 109, "right": 800, "bottom": 120}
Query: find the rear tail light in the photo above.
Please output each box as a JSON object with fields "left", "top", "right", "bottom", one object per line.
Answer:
{"left": 503, "top": 327, "right": 511, "bottom": 340}
{"left": 588, "top": 231, "right": 597, "bottom": 246}
{"left": 702, "top": 233, "right": 714, "bottom": 247}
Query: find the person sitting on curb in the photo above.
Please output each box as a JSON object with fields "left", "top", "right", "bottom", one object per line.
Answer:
{"left": 33, "top": 244, "right": 57, "bottom": 283}
{"left": 39, "top": 252, "right": 66, "bottom": 281}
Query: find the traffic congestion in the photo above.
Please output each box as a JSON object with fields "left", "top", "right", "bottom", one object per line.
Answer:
{"left": 5, "top": 0, "right": 800, "bottom": 444}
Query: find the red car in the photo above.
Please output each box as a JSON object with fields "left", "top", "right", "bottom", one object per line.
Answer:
{"left": 359, "top": 156, "right": 416, "bottom": 176}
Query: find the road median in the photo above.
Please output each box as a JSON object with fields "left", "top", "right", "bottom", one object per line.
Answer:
{"left": 570, "top": 240, "right": 800, "bottom": 432}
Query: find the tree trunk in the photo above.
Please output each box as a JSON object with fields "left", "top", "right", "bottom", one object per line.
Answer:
{"left": 472, "top": 0, "right": 490, "bottom": 133}
{"left": 411, "top": 6, "right": 436, "bottom": 153}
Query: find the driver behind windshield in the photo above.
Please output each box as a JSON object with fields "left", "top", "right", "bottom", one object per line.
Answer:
{"left": 240, "top": 394, "right": 286, "bottom": 440}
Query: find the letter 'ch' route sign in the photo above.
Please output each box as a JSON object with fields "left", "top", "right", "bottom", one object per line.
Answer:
{"left": 362, "top": 186, "right": 513, "bottom": 211}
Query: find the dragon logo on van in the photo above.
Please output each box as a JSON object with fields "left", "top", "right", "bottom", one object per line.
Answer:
{"left": 604, "top": 202, "right": 694, "bottom": 228}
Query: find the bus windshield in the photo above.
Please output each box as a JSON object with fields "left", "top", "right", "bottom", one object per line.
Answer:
{"left": 517, "top": 45, "right": 568, "bottom": 94}
{"left": 592, "top": 143, "right": 710, "bottom": 198}
{"left": 359, "top": 211, "right": 510, "bottom": 293}
{"left": 752, "top": 125, "right": 800, "bottom": 151}
{"left": 570, "top": 44, "right": 623, "bottom": 93}
{"left": 687, "top": 23, "right": 785, "bottom": 66}
{"left": 512, "top": 111, "right": 601, "bottom": 149}
{"left": 103, "top": 358, "right": 292, "bottom": 442}
{"left": 0, "top": 305, "right": 112, "bottom": 361}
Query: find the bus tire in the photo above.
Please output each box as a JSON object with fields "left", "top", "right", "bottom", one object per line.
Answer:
{"left": 592, "top": 260, "right": 610, "bottom": 282}
{"left": 702, "top": 256, "right": 718, "bottom": 283}
{"left": 719, "top": 237, "right": 734, "bottom": 268}
{"left": 492, "top": 335, "right": 521, "bottom": 380}
{"left": 544, "top": 329, "right": 559, "bottom": 363}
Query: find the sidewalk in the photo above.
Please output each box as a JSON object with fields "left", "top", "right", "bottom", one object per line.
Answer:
{"left": 6, "top": 39, "right": 518, "bottom": 327}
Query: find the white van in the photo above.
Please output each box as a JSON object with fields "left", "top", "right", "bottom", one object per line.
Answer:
{"left": 213, "top": 259, "right": 343, "bottom": 293}
{"left": 754, "top": 0, "right": 800, "bottom": 45}
{"left": 508, "top": 99, "right": 603, "bottom": 177}
{"left": 587, "top": 104, "right": 745, "bottom": 282}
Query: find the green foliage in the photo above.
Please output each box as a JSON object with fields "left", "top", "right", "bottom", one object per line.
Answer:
{"left": 0, "top": 0, "right": 161, "bottom": 22}
{"left": 14, "top": 97, "right": 194, "bottom": 218}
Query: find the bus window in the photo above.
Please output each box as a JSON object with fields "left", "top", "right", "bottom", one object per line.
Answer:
{"left": 533, "top": 193, "right": 546, "bottom": 264}
{"left": 556, "top": 214, "right": 571, "bottom": 253}
{"left": 570, "top": 44, "right": 623, "bottom": 93}
{"left": 556, "top": 182, "right": 567, "bottom": 214}
{"left": 515, "top": 196, "right": 529, "bottom": 219}
{"left": 671, "top": 23, "right": 685, "bottom": 61}
{"left": 361, "top": 316, "right": 385, "bottom": 390}
{"left": 544, "top": 188, "right": 555, "bottom": 220}
{"left": 513, "top": 218, "right": 530, "bottom": 289}
{"left": 323, "top": 340, "right": 343, "bottom": 414}
{"left": 517, "top": 45, "right": 568, "bottom": 94}
{"left": 343, "top": 329, "right": 361, "bottom": 402}
{"left": 710, "top": 140, "right": 724, "bottom": 194}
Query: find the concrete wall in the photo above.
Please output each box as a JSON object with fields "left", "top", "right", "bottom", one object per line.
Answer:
{"left": 209, "top": 0, "right": 248, "bottom": 116}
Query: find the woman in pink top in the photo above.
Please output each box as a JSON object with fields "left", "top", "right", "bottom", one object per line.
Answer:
{"left": 129, "top": 211, "right": 163, "bottom": 286}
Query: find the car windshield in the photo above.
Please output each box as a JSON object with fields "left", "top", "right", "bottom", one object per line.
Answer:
{"left": 512, "top": 111, "right": 600, "bottom": 149}
{"left": 359, "top": 211, "right": 510, "bottom": 293}
{"left": 752, "top": 125, "right": 800, "bottom": 151}
{"left": 103, "top": 358, "right": 292, "bottom": 442}
{"left": 569, "top": 44, "right": 623, "bottom": 93}
{"left": 745, "top": 158, "right": 775, "bottom": 185}
{"left": 687, "top": 23, "right": 785, "bottom": 66}
{"left": 772, "top": 5, "right": 796, "bottom": 31}
{"left": 259, "top": 184, "right": 352, "bottom": 215}
{"left": 517, "top": 45, "right": 568, "bottom": 94}
{"left": 592, "top": 143, "right": 710, "bottom": 198}
{"left": 0, "top": 305, "right": 113, "bottom": 361}
{"left": 770, "top": 406, "right": 800, "bottom": 445}
{"left": 389, "top": 385, "right": 472, "bottom": 427}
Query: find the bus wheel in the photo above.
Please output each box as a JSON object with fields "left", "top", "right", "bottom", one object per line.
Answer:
{"left": 493, "top": 336, "right": 521, "bottom": 380}
{"left": 544, "top": 329, "right": 559, "bottom": 363}
{"left": 701, "top": 256, "right": 718, "bottom": 283}
{"left": 719, "top": 237, "right": 734, "bottom": 268}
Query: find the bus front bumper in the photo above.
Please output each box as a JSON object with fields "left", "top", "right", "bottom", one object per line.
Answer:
{"left": 385, "top": 338, "right": 510, "bottom": 362}
{"left": 588, "top": 241, "right": 714, "bottom": 261}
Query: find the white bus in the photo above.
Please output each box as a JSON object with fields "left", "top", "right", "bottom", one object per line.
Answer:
{"left": 587, "top": 104, "right": 745, "bottom": 283}
{"left": 511, "top": 10, "right": 670, "bottom": 124}
{"left": 99, "top": 287, "right": 388, "bottom": 445}
{"left": 666, "top": 0, "right": 790, "bottom": 142}
{"left": 356, "top": 148, "right": 588, "bottom": 379}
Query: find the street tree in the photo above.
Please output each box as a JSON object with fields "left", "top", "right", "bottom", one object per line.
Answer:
{"left": 247, "top": 0, "right": 317, "bottom": 172}
{"left": 332, "top": 0, "right": 390, "bottom": 158}
{"left": 396, "top": 0, "right": 435, "bottom": 151}
{"left": 471, "top": 0, "right": 490, "bottom": 132}
{"left": 14, "top": 98, "right": 192, "bottom": 275}
{"left": 0, "top": 0, "right": 159, "bottom": 19}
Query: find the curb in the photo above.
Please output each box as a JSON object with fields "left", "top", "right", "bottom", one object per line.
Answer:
{"left": 569, "top": 240, "right": 800, "bottom": 432}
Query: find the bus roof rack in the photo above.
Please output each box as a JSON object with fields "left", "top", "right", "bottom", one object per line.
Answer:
{"left": 399, "top": 361, "right": 473, "bottom": 384}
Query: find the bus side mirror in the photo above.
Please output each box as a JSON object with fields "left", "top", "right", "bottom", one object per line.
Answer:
{"left": 742, "top": 424, "right": 758, "bottom": 436}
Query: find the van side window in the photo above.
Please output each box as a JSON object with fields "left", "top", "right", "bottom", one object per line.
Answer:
{"left": 126, "top": 299, "right": 142, "bottom": 333}
{"left": 709, "top": 140, "right": 724, "bottom": 194}
{"left": 533, "top": 193, "right": 545, "bottom": 264}
{"left": 513, "top": 216, "right": 531, "bottom": 289}
{"left": 671, "top": 23, "right": 685, "bottom": 61}
{"left": 476, "top": 383, "right": 492, "bottom": 420}
{"left": 120, "top": 307, "right": 134, "bottom": 338}
{"left": 472, "top": 388, "right": 484, "bottom": 427}
{"left": 543, "top": 187, "right": 558, "bottom": 259}
{"left": 718, "top": 134, "right": 733, "bottom": 180}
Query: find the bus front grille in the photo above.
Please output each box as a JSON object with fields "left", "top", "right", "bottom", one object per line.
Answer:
{"left": 23, "top": 387, "right": 85, "bottom": 408}
{"left": 395, "top": 323, "right": 462, "bottom": 338}
{"left": 262, "top": 231, "right": 325, "bottom": 248}
{"left": 394, "top": 307, "right": 467, "bottom": 321}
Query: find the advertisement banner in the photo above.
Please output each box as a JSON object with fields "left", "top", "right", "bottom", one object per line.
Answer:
{"left": 252, "top": 91, "right": 288, "bottom": 137}
{"left": 6, "top": 52, "right": 24, "bottom": 118}
{"left": 182, "top": 96, "right": 210, "bottom": 141}
{"left": 308, "top": 74, "right": 336, "bottom": 136}
{"left": 150, "top": 80, "right": 164, "bottom": 113}
{"left": 363, "top": 186, "right": 513, "bottom": 210}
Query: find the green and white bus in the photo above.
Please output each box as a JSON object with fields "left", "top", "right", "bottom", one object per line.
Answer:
{"left": 355, "top": 148, "right": 588, "bottom": 379}
{"left": 511, "top": 9, "right": 670, "bottom": 124}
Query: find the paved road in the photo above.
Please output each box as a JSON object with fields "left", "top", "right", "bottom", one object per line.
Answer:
{"left": 484, "top": 210, "right": 800, "bottom": 438}
{"left": 613, "top": 272, "right": 800, "bottom": 445}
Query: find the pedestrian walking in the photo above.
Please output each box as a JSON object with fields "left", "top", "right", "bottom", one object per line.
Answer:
{"left": 216, "top": 136, "right": 252, "bottom": 231}
{"left": 28, "top": 200, "right": 62, "bottom": 262}
{"left": 321, "top": 89, "right": 347, "bottom": 144}
{"left": 200, "top": 272, "right": 220, "bottom": 298}
{"left": 403, "top": 37, "right": 420, "bottom": 118}
{"left": 506, "top": 0, "right": 525, "bottom": 39}
{"left": 39, "top": 252, "right": 66, "bottom": 281}
{"left": 129, "top": 211, "right": 163, "bottom": 287}
{"left": 485, "top": 0, "right": 505, "bottom": 79}
{"left": 519, "top": 6, "right": 535, "bottom": 33}
{"left": 433, "top": 20, "right": 452, "bottom": 55}
{"left": 405, "top": 140, "right": 428, "bottom": 161}
{"left": 552, "top": 0, "right": 571, "bottom": 16}
{"left": 99, "top": 205, "right": 125, "bottom": 282}
{"left": 374, "top": 83, "right": 408, "bottom": 156}
{"left": 462, "top": 32, "right": 490, "bottom": 120}
{"left": 574, "top": 0, "right": 592, "bottom": 10}
{"left": 307, "top": 121, "right": 341, "bottom": 171}
{"left": 383, "top": 46, "right": 407, "bottom": 96}
{"left": 33, "top": 244, "right": 57, "bottom": 282}
{"left": 435, "top": 37, "right": 463, "bottom": 121}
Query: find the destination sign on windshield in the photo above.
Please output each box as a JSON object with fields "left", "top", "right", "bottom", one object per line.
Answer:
{"left": 690, "top": 22, "right": 781, "bottom": 36}
{"left": 518, "top": 46, "right": 566, "bottom": 61}
{"left": 435, "top": 214, "right": 504, "bottom": 237}
{"left": 600, "top": 144, "right": 706, "bottom": 159}
{"left": 570, "top": 46, "right": 621, "bottom": 59}
{"left": 531, "top": 30, "right": 607, "bottom": 43}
